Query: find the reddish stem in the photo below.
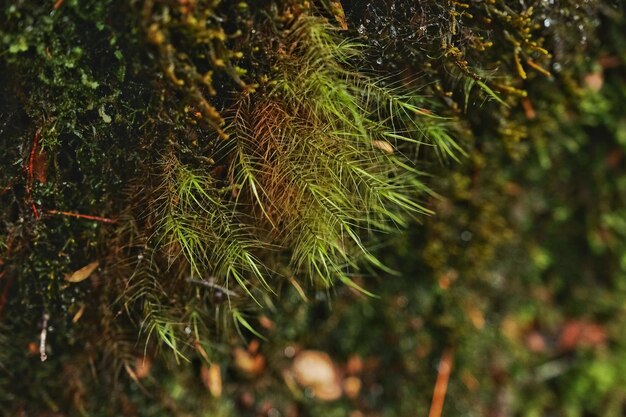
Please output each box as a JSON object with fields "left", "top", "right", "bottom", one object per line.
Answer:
{"left": 25, "top": 129, "right": 41, "bottom": 219}
{"left": 47, "top": 209, "right": 117, "bottom": 224}
{"left": 428, "top": 347, "right": 454, "bottom": 417}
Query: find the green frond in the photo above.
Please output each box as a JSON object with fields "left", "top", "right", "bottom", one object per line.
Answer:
{"left": 217, "top": 15, "right": 459, "bottom": 291}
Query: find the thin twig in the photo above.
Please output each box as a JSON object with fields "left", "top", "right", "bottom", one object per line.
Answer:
{"left": 40, "top": 313, "right": 50, "bottom": 362}
{"left": 47, "top": 209, "right": 117, "bottom": 224}
{"left": 187, "top": 277, "right": 239, "bottom": 297}
{"left": 25, "top": 129, "right": 41, "bottom": 219}
{"left": 428, "top": 347, "right": 454, "bottom": 417}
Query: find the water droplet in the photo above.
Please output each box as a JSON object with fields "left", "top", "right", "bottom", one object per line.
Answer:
{"left": 284, "top": 346, "right": 296, "bottom": 358}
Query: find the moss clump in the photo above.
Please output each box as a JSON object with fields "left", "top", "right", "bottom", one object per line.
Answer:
{"left": 0, "top": 0, "right": 454, "bottom": 399}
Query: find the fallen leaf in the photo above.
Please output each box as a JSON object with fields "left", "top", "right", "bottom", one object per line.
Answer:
{"left": 558, "top": 319, "right": 606, "bottom": 351}
{"left": 342, "top": 376, "right": 361, "bottom": 399}
{"left": 500, "top": 315, "right": 522, "bottom": 343}
{"left": 372, "top": 140, "right": 394, "bottom": 154}
{"left": 134, "top": 357, "right": 152, "bottom": 379}
{"left": 248, "top": 339, "right": 260, "bottom": 354}
{"left": 292, "top": 350, "right": 342, "bottom": 401}
{"left": 346, "top": 355, "right": 363, "bottom": 375}
{"left": 64, "top": 262, "right": 99, "bottom": 283}
{"left": 201, "top": 364, "right": 222, "bottom": 397}
{"left": 233, "top": 347, "right": 265, "bottom": 377}
{"left": 71, "top": 305, "right": 85, "bottom": 323}
{"left": 258, "top": 315, "right": 275, "bottom": 330}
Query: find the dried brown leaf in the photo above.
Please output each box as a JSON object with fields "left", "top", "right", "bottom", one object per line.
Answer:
{"left": 134, "top": 357, "right": 152, "bottom": 379}
{"left": 64, "top": 262, "right": 99, "bottom": 283}
{"left": 558, "top": 320, "right": 607, "bottom": 351}
{"left": 372, "top": 140, "right": 394, "bottom": 154}
{"left": 292, "top": 350, "right": 342, "bottom": 401}
{"left": 233, "top": 347, "right": 266, "bottom": 376}
{"left": 342, "top": 376, "right": 361, "bottom": 399}
{"left": 201, "top": 364, "right": 223, "bottom": 397}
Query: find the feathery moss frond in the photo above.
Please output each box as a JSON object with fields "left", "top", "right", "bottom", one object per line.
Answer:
{"left": 222, "top": 15, "right": 458, "bottom": 289}
{"left": 109, "top": 15, "right": 457, "bottom": 358}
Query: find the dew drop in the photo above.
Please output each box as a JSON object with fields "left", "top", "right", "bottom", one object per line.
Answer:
{"left": 460, "top": 230, "right": 473, "bottom": 242}
{"left": 284, "top": 346, "right": 296, "bottom": 358}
